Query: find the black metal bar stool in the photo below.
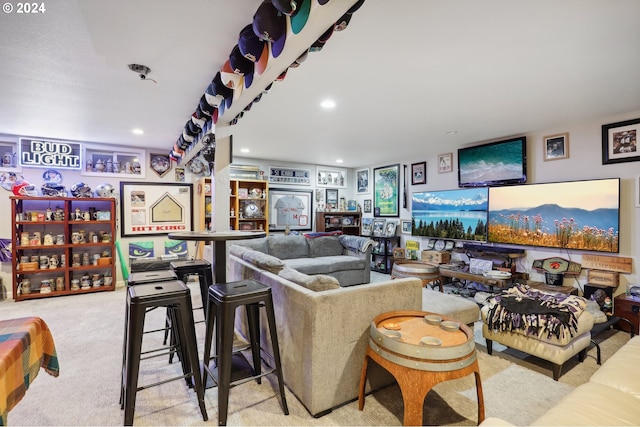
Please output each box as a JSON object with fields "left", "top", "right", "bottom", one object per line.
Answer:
{"left": 170, "top": 259, "right": 213, "bottom": 318}
{"left": 202, "top": 279, "right": 288, "bottom": 426}
{"left": 120, "top": 270, "right": 182, "bottom": 408}
{"left": 122, "top": 279, "right": 208, "bottom": 426}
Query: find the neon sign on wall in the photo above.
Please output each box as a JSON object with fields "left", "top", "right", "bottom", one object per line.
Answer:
{"left": 19, "top": 138, "right": 82, "bottom": 169}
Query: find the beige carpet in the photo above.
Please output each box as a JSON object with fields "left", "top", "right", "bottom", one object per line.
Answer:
{"left": 0, "top": 281, "right": 630, "bottom": 426}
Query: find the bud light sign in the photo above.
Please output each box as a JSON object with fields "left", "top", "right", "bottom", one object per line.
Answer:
{"left": 20, "top": 138, "right": 82, "bottom": 169}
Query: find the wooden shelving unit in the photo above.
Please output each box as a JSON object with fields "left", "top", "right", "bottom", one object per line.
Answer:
{"left": 315, "top": 211, "right": 361, "bottom": 235}
{"left": 10, "top": 196, "right": 116, "bottom": 301}
{"left": 229, "top": 178, "right": 269, "bottom": 234}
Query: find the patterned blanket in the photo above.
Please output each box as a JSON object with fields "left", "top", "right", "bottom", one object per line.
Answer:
{"left": 0, "top": 317, "right": 59, "bottom": 426}
{"left": 485, "top": 284, "right": 586, "bottom": 341}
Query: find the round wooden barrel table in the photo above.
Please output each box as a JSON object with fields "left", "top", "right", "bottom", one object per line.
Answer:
{"left": 391, "top": 261, "right": 443, "bottom": 291}
{"left": 358, "top": 310, "right": 484, "bottom": 426}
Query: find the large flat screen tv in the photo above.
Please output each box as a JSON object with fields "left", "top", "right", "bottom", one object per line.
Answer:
{"left": 411, "top": 188, "right": 488, "bottom": 241}
{"left": 487, "top": 178, "right": 620, "bottom": 253}
{"left": 458, "top": 136, "right": 527, "bottom": 187}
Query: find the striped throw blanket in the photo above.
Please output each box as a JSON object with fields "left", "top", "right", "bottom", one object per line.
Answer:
{"left": 485, "top": 284, "right": 586, "bottom": 341}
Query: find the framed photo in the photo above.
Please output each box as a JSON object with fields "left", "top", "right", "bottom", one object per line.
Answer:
{"left": 602, "top": 118, "right": 640, "bottom": 164}
{"left": 316, "top": 167, "right": 347, "bottom": 188}
{"left": 150, "top": 153, "right": 172, "bottom": 177}
{"left": 325, "top": 188, "right": 338, "bottom": 206}
{"left": 393, "top": 247, "right": 406, "bottom": 259}
{"left": 356, "top": 168, "right": 369, "bottom": 194}
{"left": 401, "top": 219, "right": 412, "bottom": 234}
{"left": 268, "top": 188, "right": 313, "bottom": 232}
{"left": 384, "top": 221, "right": 397, "bottom": 237}
{"left": 175, "top": 167, "right": 185, "bottom": 182}
{"left": 373, "top": 164, "right": 400, "bottom": 217}
{"left": 268, "top": 166, "right": 311, "bottom": 185}
{"left": 120, "top": 182, "right": 193, "bottom": 237}
{"left": 362, "top": 218, "right": 373, "bottom": 236}
{"left": 363, "top": 199, "right": 372, "bottom": 213}
{"left": 372, "top": 219, "right": 386, "bottom": 236}
{"left": 411, "top": 161, "right": 426, "bottom": 185}
{"left": 438, "top": 153, "right": 453, "bottom": 173}
{"left": 543, "top": 133, "right": 569, "bottom": 161}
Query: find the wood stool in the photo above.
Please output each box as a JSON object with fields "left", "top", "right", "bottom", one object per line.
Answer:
{"left": 122, "top": 280, "right": 208, "bottom": 425}
{"left": 202, "top": 279, "right": 288, "bottom": 426}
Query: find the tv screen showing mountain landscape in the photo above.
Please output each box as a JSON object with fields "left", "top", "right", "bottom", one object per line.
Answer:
{"left": 487, "top": 178, "right": 620, "bottom": 253}
{"left": 411, "top": 188, "right": 488, "bottom": 240}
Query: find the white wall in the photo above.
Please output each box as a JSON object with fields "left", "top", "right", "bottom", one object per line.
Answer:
{"left": 376, "top": 111, "right": 640, "bottom": 295}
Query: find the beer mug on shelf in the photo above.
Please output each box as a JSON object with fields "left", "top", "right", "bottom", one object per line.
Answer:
{"left": 19, "top": 278, "right": 31, "bottom": 294}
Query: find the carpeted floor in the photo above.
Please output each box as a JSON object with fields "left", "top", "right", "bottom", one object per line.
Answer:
{"left": 0, "top": 275, "right": 630, "bottom": 426}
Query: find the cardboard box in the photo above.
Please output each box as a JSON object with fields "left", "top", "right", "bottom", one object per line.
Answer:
{"left": 420, "top": 250, "right": 451, "bottom": 264}
{"left": 97, "top": 257, "right": 112, "bottom": 266}
{"left": 587, "top": 269, "right": 619, "bottom": 287}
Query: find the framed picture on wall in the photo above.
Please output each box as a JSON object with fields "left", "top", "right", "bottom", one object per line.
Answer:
{"left": 438, "top": 153, "right": 453, "bottom": 173}
{"left": 268, "top": 188, "right": 313, "bottom": 232}
{"left": 356, "top": 168, "right": 369, "bottom": 194}
{"left": 363, "top": 199, "right": 372, "bottom": 213}
{"left": 373, "top": 164, "right": 400, "bottom": 217}
{"left": 543, "top": 133, "right": 569, "bottom": 161}
{"left": 401, "top": 219, "right": 412, "bottom": 234}
{"left": 325, "top": 188, "right": 339, "bottom": 207}
{"left": 316, "top": 167, "right": 347, "bottom": 188}
{"left": 411, "top": 161, "right": 426, "bottom": 185}
{"left": 120, "top": 182, "right": 193, "bottom": 237}
{"left": 602, "top": 118, "right": 640, "bottom": 164}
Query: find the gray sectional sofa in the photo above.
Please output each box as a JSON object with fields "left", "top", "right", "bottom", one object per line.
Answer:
{"left": 229, "top": 234, "right": 373, "bottom": 287}
{"left": 228, "top": 245, "right": 423, "bottom": 417}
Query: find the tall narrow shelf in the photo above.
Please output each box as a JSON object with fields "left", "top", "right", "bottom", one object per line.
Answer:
{"left": 199, "top": 177, "right": 213, "bottom": 231}
{"left": 11, "top": 196, "right": 116, "bottom": 301}
{"left": 369, "top": 236, "right": 400, "bottom": 274}
{"left": 229, "top": 178, "right": 269, "bottom": 234}
{"left": 316, "top": 211, "right": 361, "bottom": 235}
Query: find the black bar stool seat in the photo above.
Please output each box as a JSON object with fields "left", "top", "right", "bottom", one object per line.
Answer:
{"left": 171, "top": 259, "right": 213, "bottom": 318}
{"left": 202, "top": 279, "right": 288, "bottom": 426}
{"left": 122, "top": 279, "right": 208, "bottom": 426}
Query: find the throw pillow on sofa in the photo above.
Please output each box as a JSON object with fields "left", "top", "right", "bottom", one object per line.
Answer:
{"left": 307, "top": 236, "right": 344, "bottom": 257}
{"left": 241, "top": 249, "right": 284, "bottom": 274}
{"left": 278, "top": 266, "right": 340, "bottom": 291}
{"left": 267, "top": 235, "right": 309, "bottom": 260}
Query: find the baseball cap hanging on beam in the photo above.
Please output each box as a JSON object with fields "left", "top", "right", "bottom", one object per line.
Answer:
{"left": 253, "top": 0, "right": 287, "bottom": 58}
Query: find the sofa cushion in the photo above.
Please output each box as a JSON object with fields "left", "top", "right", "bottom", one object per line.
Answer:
{"left": 235, "top": 237, "right": 269, "bottom": 254}
{"left": 241, "top": 249, "right": 284, "bottom": 274}
{"left": 278, "top": 266, "right": 340, "bottom": 292}
{"left": 267, "top": 235, "right": 309, "bottom": 260}
{"left": 229, "top": 244, "right": 251, "bottom": 258}
{"left": 307, "top": 236, "right": 344, "bottom": 258}
{"left": 283, "top": 255, "right": 367, "bottom": 275}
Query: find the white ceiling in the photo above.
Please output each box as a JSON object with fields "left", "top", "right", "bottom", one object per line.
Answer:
{"left": 1, "top": 0, "right": 639, "bottom": 169}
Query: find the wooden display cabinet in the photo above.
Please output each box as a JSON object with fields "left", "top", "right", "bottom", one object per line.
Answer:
{"left": 229, "top": 178, "right": 268, "bottom": 234}
{"left": 316, "top": 211, "right": 362, "bottom": 235}
{"left": 614, "top": 294, "right": 640, "bottom": 335}
{"left": 10, "top": 196, "right": 116, "bottom": 301}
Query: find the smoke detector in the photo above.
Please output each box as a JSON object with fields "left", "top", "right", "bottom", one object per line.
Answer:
{"left": 128, "top": 63, "right": 152, "bottom": 80}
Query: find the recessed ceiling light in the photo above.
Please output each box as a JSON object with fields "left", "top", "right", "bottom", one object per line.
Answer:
{"left": 240, "top": 148, "right": 250, "bottom": 153}
{"left": 321, "top": 99, "right": 336, "bottom": 109}
{"left": 132, "top": 128, "right": 144, "bottom": 135}
{"left": 336, "top": 159, "right": 343, "bottom": 163}
{"left": 445, "top": 130, "right": 458, "bottom": 135}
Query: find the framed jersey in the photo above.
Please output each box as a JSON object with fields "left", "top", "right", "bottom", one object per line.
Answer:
{"left": 268, "top": 188, "right": 313, "bottom": 232}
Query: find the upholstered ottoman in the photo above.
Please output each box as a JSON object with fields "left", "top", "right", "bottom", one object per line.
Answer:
{"left": 481, "top": 285, "right": 595, "bottom": 380}
{"left": 422, "top": 288, "right": 480, "bottom": 326}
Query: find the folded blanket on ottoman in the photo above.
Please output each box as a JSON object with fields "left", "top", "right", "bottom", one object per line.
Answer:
{"left": 485, "top": 284, "right": 586, "bottom": 341}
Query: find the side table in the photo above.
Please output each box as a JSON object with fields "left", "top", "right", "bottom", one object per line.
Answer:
{"left": 358, "top": 310, "right": 484, "bottom": 426}
{"left": 613, "top": 294, "right": 640, "bottom": 335}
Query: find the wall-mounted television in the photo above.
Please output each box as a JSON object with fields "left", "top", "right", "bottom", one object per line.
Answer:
{"left": 411, "top": 188, "right": 488, "bottom": 241}
{"left": 458, "top": 136, "right": 527, "bottom": 187}
{"left": 487, "top": 178, "right": 620, "bottom": 253}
